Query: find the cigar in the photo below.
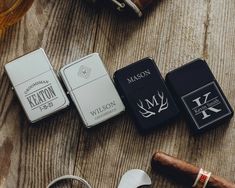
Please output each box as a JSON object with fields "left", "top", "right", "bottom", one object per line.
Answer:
{"left": 151, "top": 152, "right": 235, "bottom": 188}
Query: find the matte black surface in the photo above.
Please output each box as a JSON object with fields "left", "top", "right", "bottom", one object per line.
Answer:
{"left": 166, "top": 59, "right": 234, "bottom": 133}
{"left": 113, "top": 58, "right": 180, "bottom": 133}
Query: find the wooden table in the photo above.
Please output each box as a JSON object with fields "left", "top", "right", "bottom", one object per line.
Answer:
{"left": 0, "top": 0, "right": 235, "bottom": 187}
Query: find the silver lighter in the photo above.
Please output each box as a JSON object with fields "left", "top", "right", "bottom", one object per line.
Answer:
{"left": 60, "top": 53, "right": 125, "bottom": 128}
{"left": 5, "top": 48, "right": 70, "bottom": 123}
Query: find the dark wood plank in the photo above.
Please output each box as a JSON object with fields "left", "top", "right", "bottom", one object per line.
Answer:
{"left": 0, "top": 0, "right": 235, "bottom": 188}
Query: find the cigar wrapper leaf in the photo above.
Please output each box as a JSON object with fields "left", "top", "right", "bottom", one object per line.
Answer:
{"left": 151, "top": 152, "right": 235, "bottom": 188}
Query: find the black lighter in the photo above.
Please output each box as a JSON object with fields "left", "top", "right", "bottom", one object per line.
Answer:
{"left": 114, "top": 58, "right": 180, "bottom": 133}
{"left": 166, "top": 59, "right": 234, "bottom": 133}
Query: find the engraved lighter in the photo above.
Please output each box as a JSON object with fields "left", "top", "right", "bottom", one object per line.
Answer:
{"left": 114, "top": 58, "right": 180, "bottom": 133}
{"left": 59, "top": 53, "right": 125, "bottom": 128}
{"left": 5, "top": 48, "right": 70, "bottom": 123}
{"left": 166, "top": 59, "right": 234, "bottom": 133}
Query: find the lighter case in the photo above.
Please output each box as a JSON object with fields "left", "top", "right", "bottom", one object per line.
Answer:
{"left": 166, "top": 59, "right": 234, "bottom": 133}
{"left": 59, "top": 53, "right": 125, "bottom": 128}
{"left": 5, "top": 48, "right": 70, "bottom": 123}
{"left": 113, "top": 58, "right": 180, "bottom": 133}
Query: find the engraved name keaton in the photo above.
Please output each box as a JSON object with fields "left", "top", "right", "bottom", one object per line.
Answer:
{"left": 26, "top": 85, "right": 57, "bottom": 108}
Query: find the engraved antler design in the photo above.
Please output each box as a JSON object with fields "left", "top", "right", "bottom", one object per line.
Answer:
{"left": 137, "top": 100, "right": 156, "bottom": 118}
{"left": 157, "top": 91, "right": 168, "bottom": 113}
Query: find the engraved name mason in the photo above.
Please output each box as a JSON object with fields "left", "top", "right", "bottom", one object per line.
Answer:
{"left": 127, "top": 69, "right": 151, "bottom": 84}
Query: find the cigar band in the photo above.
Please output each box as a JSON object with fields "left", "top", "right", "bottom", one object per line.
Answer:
{"left": 47, "top": 175, "right": 92, "bottom": 188}
{"left": 192, "top": 168, "right": 211, "bottom": 188}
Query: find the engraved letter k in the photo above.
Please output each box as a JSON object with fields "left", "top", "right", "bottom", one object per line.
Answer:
{"left": 192, "top": 92, "right": 221, "bottom": 119}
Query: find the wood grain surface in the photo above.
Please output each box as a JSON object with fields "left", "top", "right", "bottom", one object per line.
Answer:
{"left": 0, "top": 0, "right": 235, "bottom": 187}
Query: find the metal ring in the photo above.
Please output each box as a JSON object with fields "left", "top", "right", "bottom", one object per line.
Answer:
{"left": 123, "top": 0, "right": 143, "bottom": 17}
{"left": 47, "top": 175, "right": 92, "bottom": 188}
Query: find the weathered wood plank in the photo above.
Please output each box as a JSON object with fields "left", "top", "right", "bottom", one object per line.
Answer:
{"left": 0, "top": 0, "right": 235, "bottom": 188}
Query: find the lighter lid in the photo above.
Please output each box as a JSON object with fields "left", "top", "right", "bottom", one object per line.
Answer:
{"left": 60, "top": 53, "right": 108, "bottom": 91}
{"left": 5, "top": 48, "right": 52, "bottom": 86}
{"left": 4, "top": 48, "right": 70, "bottom": 123}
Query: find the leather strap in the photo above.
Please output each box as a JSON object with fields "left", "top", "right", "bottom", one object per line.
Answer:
{"left": 86, "top": 0, "right": 153, "bottom": 17}
{"left": 131, "top": 0, "right": 153, "bottom": 10}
